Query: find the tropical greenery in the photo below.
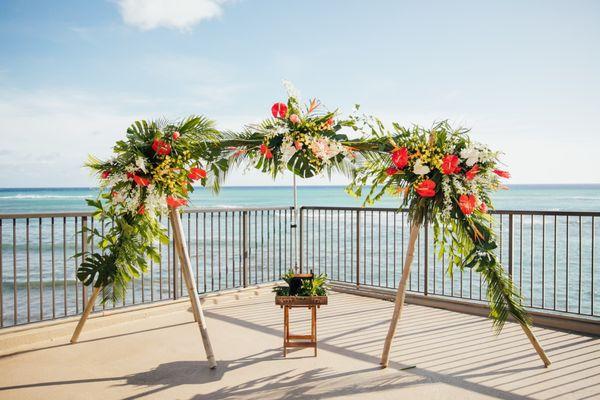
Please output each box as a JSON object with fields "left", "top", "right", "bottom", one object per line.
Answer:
{"left": 76, "top": 81, "right": 529, "bottom": 333}
{"left": 78, "top": 116, "right": 227, "bottom": 303}
{"left": 347, "top": 118, "right": 527, "bottom": 331}
{"left": 273, "top": 270, "right": 329, "bottom": 297}
{"left": 220, "top": 80, "right": 364, "bottom": 179}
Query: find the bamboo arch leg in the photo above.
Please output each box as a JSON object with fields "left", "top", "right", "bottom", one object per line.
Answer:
{"left": 380, "top": 223, "right": 420, "bottom": 368}
{"left": 170, "top": 208, "right": 217, "bottom": 369}
{"left": 70, "top": 286, "right": 100, "bottom": 343}
{"left": 520, "top": 322, "right": 551, "bottom": 367}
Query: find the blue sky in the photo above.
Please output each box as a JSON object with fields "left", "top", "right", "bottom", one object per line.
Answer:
{"left": 0, "top": 0, "right": 598, "bottom": 187}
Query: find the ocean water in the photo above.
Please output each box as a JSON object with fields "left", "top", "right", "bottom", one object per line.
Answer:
{"left": 0, "top": 185, "right": 598, "bottom": 326}
{"left": 1, "top": 184, "right": 599, "bottom": 213}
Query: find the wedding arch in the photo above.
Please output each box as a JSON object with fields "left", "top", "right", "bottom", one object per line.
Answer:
{"left": 69, "top": 82, "right": 550, "bottom": 370}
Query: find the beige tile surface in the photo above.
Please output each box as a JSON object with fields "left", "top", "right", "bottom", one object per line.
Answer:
{"left": 0, "top": 289, "right": 598, "bottom": 399}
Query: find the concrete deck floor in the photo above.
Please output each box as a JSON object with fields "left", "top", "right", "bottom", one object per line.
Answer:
{"left": 0, "top": 288, "right": 599, "bottom": 400}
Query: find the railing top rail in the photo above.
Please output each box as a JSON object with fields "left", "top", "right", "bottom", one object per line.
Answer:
{"left": 299, "top": 205, "right": 600, "bottom": 217}
{"left": 0, "top": 211, "right": 94, "bottom": 219}
{"left": 0, "top": 206, "right": 295, "bottom": 220}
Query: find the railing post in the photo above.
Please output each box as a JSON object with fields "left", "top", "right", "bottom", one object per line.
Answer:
{"left": 508, "top": 213, "right": 514, "bottom": 279}
{"left": 81, "top": 216, "right": 88, "bottom": 309}
{"left": 172, "top": 217, "right": 178, "bottom": 300}
{"left": 242, "top": 211, "right": 249, "bottom": 287}
{"left": 424, "top": 218, "right": 428, "bottom": 295}
{"left": 356, "top": 209, "right": 360, "bottom": 288}
{"left": 299, "top": 207, "right": 303, "bottom": 273}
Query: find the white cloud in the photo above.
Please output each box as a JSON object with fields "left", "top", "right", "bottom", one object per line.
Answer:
{"left": 116, "top": 0, "right": 226, "bottom": 31}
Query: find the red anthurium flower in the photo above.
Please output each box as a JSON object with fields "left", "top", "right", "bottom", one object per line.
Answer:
{"left": 188, "top": 167, "right": 207, "bottom": 181}
{"left": 137, "top": 205, "right": 145, "bottom": 215}
{"left": 101, "top": 170, "right": 111, "bottom": 179}
{"left": 172, "top": 131, "right": 180, "bottom": 140}
{"left": 271, "top": 102, "right": 288, "bottom": 118}
{"left": 289, "top": 114, "right": 300, "bottom": 124}
{"left": 133, "top": 175, "right": 150, "bottom": 186}
{"left": 415, "top": 179, "right": 436, "bottom": 197}
{"left": 260, "top": 143, "right": 273, "bottom": 159}
{"left": 166, "top": 196, "right": 188, "bottom": 208}
{"left": 458, "top": 194, "right": 477, "bottom": 215}
{"left": 480, "top": 201, "right": 488, "bottom": 213}
{"left": 441, "top": 154, "right": 461, "bottom": 175}
{"left": 466, "top": 164, "right": 480, "bottom": 180}
{"left": 386, "top": 167, "right": 399, "bottom": 176}
{"left": 493, "top": 169, "right": 511, "bottom": 179}
{"left": 152, "top": 139, "right": 171, "bottom": 156}
{"left": 391, "top": 147, "right": 409, "bottom": 169}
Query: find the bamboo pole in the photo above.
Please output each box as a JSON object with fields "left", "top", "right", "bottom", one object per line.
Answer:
{"left": 381, "top": 223, "right": 420, "bottom": 368}
{"left": 70, "top": 286, "right": 100, "bottom": 343}
{"left": 520, "top": 322, "right": 551, "bottom": 367}
{"left": 169, "top": 208, "right": 217, "bottom": 369}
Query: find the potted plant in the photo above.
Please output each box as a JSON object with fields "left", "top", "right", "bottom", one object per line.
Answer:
{"left": 274, "top": 270, "right": 329, "bottom": 306}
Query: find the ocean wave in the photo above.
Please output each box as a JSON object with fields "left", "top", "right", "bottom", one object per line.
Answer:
{"left": 0, "top": 194, "right": 89, "bottom": 200}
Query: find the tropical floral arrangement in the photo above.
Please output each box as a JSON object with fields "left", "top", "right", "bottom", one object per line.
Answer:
{"left": 223, "top": 81, "right": 360, "bottom": 178}
{"left": 348, "top": 120, "right": 528, "bottom": 331}
{"left": 78, "top": 116, "right": 227, "bottom": 302}
{"left": 273, "top": 270, "right": 329, "bottom": 297}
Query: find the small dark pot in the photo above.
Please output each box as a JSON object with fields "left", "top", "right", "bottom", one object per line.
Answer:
{"left": 288, "top": 273, "right": 313, "bottom": 296}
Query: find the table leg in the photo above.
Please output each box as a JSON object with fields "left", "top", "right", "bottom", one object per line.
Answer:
{"left": 312, "top": 306, "right": 317, "bottom": 357}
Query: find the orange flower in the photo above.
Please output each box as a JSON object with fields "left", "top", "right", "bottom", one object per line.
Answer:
{"left": 391, "top": 147, "right": 409, "bottom": 169}
{"left": 386, "top": 167, "right": 399, "bottom": 176}
{"left": 480, "top": 201, "right": 488, "bottom": 213}
{"left": 187, "top": 167, "right": 207, "bottom": 181}
{"left": 260, "top": 143, "right": 273, "bottom": 159}
{"left": 152, "top": 139, "right": 171, "bottom": 155}
{"left": 458, "top": 194, "right": 477, "bottom": 215}
{"left": 415, "top": 179, "right": 436, "bottom": 197}
{"left": 493, "top": 169, "right": 511, "bottom": 179}
{"left": 133, "top": 175, "right": 150, "bottom": 186}
{"left": 172, "top": 131, "right": 180, "bottom": 140}
{"left": 308, "top": 98, "right": 319, "bottom": 114}
{"left": 466, "top": 164, "right": 480, "bottom": 180}
{"left": 166, "top": 196, "right": 187, "bottom": 208}
{"left": 137, "top": 205, "right": 145, "bottom": 215}
{"left": 441, "top": 154, "right": 460, "bottom": 175}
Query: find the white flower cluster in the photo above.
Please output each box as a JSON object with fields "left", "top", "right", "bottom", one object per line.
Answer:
{"left": 282, "top": 79, "right": 301, "bottom": 102}
{"left": 308, "top": 137, "right": 344, "bottom": 162}
{"left": 440, "top": 175, "right": 453, "bottom": 218}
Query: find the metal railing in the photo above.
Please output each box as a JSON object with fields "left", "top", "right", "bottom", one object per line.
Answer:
{"left": 299, "top": 206, "right": 599, "bottom": 318}
{"left": 1, "top": 205, "right": 598, "bottom": 329}
{"left": 0, "top": 207, "right": 295, "bottom": 328}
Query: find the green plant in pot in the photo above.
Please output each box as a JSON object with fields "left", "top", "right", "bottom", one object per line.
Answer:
{"left": 273, "top": 269, "right": 328, "bottom": 297}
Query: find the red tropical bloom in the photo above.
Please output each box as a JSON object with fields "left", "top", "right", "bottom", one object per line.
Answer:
{"left": 133, "top": 175, "right": 150, "bottom": 186}
{"left": 441, "top": 154, "right": 461, "bottom": 175}
{"left": 415, "top": 179, "right": 436, "bottom": 197}
{"left": 391, "top": 147, "right": 409, "bottom": 169}
{"left": 188, "top": 167, "right": 207, "bottom": 181}
{"left": 466, "top": 164, "right": 480, "bottom": 180}
{"left": 166, "top": 196, "right": 188, "bottom": 208}
{"left": 137, "top": 205, "right": 145, "bottom": 215}
{"left": 386, "top": 167, "right": 399, "bottom": 176}
{"left": 458, "top": 194, "right": 477, "bottom": 215}
{"left": 172, "top": 131, "right": 180, "bottom": 140}
{"left": 325, "top": 117, "right": 334, "bottom": 128}
{"left": 480, "top": 201, "right": 488, "bottom": 213}
{"left": 271, "top": 102, "right": 288, "bottom": 118}
{"left": 101, "top": 170, "right": 111, "bottom": 179}
{"left": 260, "top": 143, "right": 273, "bottom": 159}
{"left": 152, "top": 139, "right": 171, "bottom": 156}
{"left": 493, "top": 169, "right": 511, "bottom": 179}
